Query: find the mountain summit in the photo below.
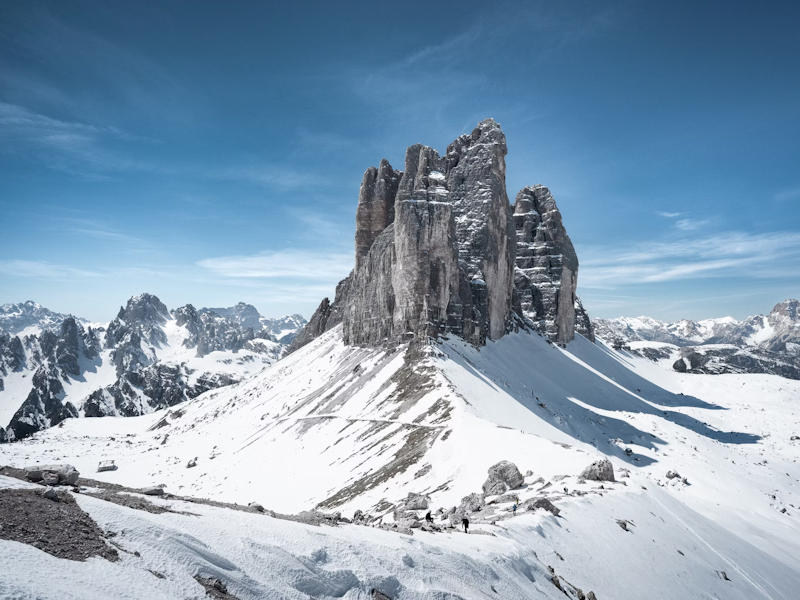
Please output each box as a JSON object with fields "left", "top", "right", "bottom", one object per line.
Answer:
{"left": 292, "top": 119, "right": 593, "bottom": 351}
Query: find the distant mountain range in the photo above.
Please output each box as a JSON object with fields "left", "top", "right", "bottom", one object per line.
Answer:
{"left": 594, "top": 299, "right": 799, "bottom": 353}
{"left": 594, "top": 299, "right": 800, "bottom": 379}
{"left": 0, "top": 295, "right": 306, "bottom": 441}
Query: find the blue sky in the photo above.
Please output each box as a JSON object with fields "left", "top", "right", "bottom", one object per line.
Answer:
{"left": 1, "top": 1, "right": 799, "bottom": 322}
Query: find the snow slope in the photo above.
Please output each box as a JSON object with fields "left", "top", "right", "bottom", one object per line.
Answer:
{"left": 2, "top": 325, "right": 799, "bottom": 598}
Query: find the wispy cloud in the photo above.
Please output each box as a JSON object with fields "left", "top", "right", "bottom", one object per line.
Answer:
{"left": 0, "top": 259, "right": 101, "bottom": 279}
{"left": 775, "top": 186, "right": 800, "bottom": 202}
{"left": 674, "top": 218, "right": 711, "bottom": 231}
{"left": 580, "top": 230, "right": 800, "bottom": 287}
{"left": 657, "top": 211, "right": 682, "bottom": 218}
{"left": 197, "top": 249, "right": 352, "bottom": 281}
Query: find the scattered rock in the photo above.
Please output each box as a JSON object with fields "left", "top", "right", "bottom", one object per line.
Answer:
{"left": 616, "top": 519, "right": 633, "bottom": 532}
{"left": 138, "top": 486, "right": 165, "bottom": 496}
{"left": 716, "top": 570, "right": 731, "bottom": 582}
{"left": 248, "top": 502, "right": 265, "bottom": 513}
{"left": 579, "top": 459, "right": 615, "bottom": 482}
{"left": 187, "top": 457, "right": 198, "bottom": 468}
{"left": 195, "top": 575, "right": 239, "bottom": 599}
{"left": 0, "top": 488, "right": 118, "bottom": 561}
{"left": 666, "top": 470, "right": 681, "bottom": 479}
{"left": 371, "top": 590, "right": 392, "bottom": 600}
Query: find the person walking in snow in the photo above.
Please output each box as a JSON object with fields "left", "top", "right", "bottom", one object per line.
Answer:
{"left": 512, "top": 502, "right": 517, "bottom": 515}
{"left": 425, "top": 511, "right": 433, "bottom": 525}
{"left": 462, "top": 516, "right": 469, "bottom": 533}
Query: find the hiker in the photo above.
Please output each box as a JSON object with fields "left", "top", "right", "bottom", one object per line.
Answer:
{"left": 462, "top": 516, "right": 469, "bottom": 533}
{"left": 512, "top": 502, "right": 517, "bottom": 515}
{"left": 425, "top": 511, "right": 433, "bottom": 525}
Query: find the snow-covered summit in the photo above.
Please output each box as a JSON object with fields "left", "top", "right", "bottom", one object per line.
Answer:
{"left": 0, "top": 300, "right": 85, "bottom": 336}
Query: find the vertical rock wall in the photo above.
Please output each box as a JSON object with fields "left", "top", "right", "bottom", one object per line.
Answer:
{"left": 292, "top": 119, "right": 592, "bottom": 351}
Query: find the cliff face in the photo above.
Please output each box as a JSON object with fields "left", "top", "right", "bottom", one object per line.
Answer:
{"left": 291, "top": 119, "right": 591, "bottom": 351}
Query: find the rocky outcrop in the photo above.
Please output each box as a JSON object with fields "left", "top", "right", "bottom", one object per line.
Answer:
{"left": 355, "top": 159, "right": 401, "bottom": 270}
{"left": 298, "top": 119, "right": 580, "bottom": 350}
{"left": 512, "top": 185, "right": 580, "bottom": 344}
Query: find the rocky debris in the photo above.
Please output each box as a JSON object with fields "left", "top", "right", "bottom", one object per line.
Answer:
{"left": 292, "top": 118, "right": 591, "bottom": 351}
{"left": 489, "top": 493, "right": 520, "bottom": 505}
{"left": 138, "top": 485, "right": 165, "bottom": 496}
{"left": 248, "top": 502, "right": 265, "bottom": 513}
{"left": 187, "top": 457, "right": 198, "bottom": 468}
{"left": 716, "top": 570, "right": 731, "bottom": 582}
{"left": 0, "top": 487, "right": 118, "bottom": 561}
{"left": 579, "top": 459, "right": 615, "bottom": 482}
{"left": 195, "top": 575, "right": 240, "bottom": 599}
{"left": 459, "top": 492, "right": 485, "bottom": 514}
{"left": 522, "top": 497, "right": 561, "bottom": 517}
{"left": 371, "top": 589, "right": 393, "bottom": 600}
{"left": 616, "top": 519, "right": 634, "bottom": 532}
{"left": 482, "top": 460, "right": 525, "bottom": 496}
{"left": 548, "top": 565, "right": 597, "bottom": 600}
{"left": 24, "top": 463, "right": 80, "bottom": 486}
{"left": 403, "top": 492, "right": 430, "bottom": 510}
{"left": 671, "top": 345, "right": 800, "bottom": 379}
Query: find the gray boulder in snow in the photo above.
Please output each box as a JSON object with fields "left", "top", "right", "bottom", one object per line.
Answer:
{"left": 579, "top": 459, "right": 615, "bottom": 482}
{"left": 487, "top": 460, "right": 524, "bottom": 489}
{"left": 404, "top": 492, "right": 430, "bottom": 510}
{"left": 522, "top": 497, "right": 561, "bottom": 516}
{"left": 24, "top": 464, "right": 79, "bottom": 486}
{"left": 459, "top": 492, "right": 485, "bottom": 513}
{"left": 482, "top": 478, "right": 507, "bottom": 496}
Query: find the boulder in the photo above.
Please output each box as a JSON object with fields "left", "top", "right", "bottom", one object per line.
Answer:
{"left": 579, "top": 459, "right": 615, "bottom": 482}
{"left": 488, "top": 460, "right": 524, "bottom": 488}
{"left": 24, "top": 464, "right": 79, "bottom": 486}
{"left": 404, "top": 492, "right": 430, "bottom": 510}
{"left": 186, "top": 457, "right": 197, "bottom": 469}
{"left": 459, "top": 492, "right": 485, "bottom": 513}
{"left": 482, "top": 478, "right": 507, "bottom": 496}
{"left": 248, "top": 502, "right": 265, "bottom": 513}
{"left": 522, "top": 497, "right": 560, "bottom": 516}
{"left": 139, "top": 486, "right": 165, "bottom": 496}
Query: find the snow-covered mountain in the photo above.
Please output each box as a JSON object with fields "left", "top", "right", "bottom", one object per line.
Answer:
{"left": 2, "top": 323, "right": 799, "bottom": 598}
{"left": 594, "top": 300, "right": 800, "bottom": 379}
{"left": 0, "top": 294, "right": 306, "bottom": 441}
{"left": 200, "top": 302, "right": 306, "bottom": 344}
{"left": 0, "top": 300, "right": 85, "bottom": 336}
{"left": 2, "top": 119, "right": 799, "bottom": 599}
{"left": 595, "top": 299, "right": 800, "bottom": 353}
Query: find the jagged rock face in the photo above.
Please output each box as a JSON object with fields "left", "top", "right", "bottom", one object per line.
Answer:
{"left": 174, "top": 304, "right": 265, "bottom": 357}
{"left": 355, "top": 159, "right": 401, "bottom": 271}
{"left": 445, "top": 120, "right": 516, "bottom": 341}
{"left": 7, "top": 368, "right": 78, "bottom": 440}
{"left": 513, "top": 185, "right": 579, "bottom": 345}
{"left": 575, "top": 297, "right": 596, "bottom": 342}
{"left": 295, "top": 119, "right": 589, "bottom": 350}
{"left": 1, "top": 294, "right": 296, "bottom": 441}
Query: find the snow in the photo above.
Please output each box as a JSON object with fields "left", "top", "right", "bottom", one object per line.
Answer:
{"left": 2, "top": 326, "right": 800, "bottom": 597}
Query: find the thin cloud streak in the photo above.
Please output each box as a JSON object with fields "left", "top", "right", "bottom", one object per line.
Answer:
{"left": 580, "top": 230, "right": 800, "bottom": 287}
{"left": 197, "top": 249, "right": 353, "bottom": 281}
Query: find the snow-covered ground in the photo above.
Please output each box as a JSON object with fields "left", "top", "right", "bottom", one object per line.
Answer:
{"left": 2, "top": 326, "right": 799, "bottom": 598}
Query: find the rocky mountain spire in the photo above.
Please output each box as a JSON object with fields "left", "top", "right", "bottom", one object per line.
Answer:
{"left": 512, "top": 185, "right": 579, "bottom": 344}
{"left": 291, "top": 119, "right": 591, "bottom": 351}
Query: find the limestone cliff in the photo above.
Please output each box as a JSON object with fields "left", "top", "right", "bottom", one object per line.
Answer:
{"left": 291, "top": 119, "right": 591, "bottom": 351}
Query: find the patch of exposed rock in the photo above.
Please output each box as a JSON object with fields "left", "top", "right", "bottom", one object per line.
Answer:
{"left": 0, "top": 487, "right": 118, "bottom": 561}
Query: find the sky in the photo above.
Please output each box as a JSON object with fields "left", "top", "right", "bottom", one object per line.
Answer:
{"left": 1, "top": 0, "right": 799, "bottom": 323}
